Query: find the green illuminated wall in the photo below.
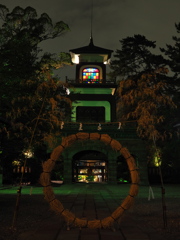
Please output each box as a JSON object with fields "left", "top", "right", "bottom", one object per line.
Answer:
{"left": 72, "top": 100, "right": 111, "bottom": 122}
{"left": 70, "top": 88, "right": 114, "bottom": 95}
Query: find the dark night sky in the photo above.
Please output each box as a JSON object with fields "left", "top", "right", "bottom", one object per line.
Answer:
{"left": 1, "top": 0, "right": 180, "bottom": 80}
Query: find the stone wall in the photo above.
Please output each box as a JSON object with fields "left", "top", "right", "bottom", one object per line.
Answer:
{"left": 58, "top": 134, "right": 148, "bottom": 184}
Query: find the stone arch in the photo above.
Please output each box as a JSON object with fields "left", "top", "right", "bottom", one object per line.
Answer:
{"left": 61, "top": 138, "right": 120, "bottom": 183}
{"left": 40, "top": 132, "right": 139, "bottom": 229}
{"left": 72, "top": 150, "right": 108, "bottom": 160}
{"left": 61, "top": 138, "right": 115, "bottom": 160}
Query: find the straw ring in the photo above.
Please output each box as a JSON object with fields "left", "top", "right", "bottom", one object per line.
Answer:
{"left": 40, "top": 133, "right": 139, "bottom": 229}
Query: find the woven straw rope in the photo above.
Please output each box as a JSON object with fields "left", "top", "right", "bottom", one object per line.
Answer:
{"left": 40, "top": 132, "right": 139, "bottom": 229}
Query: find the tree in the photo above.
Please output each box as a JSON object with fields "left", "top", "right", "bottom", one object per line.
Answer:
{"left": 0, "top": 5, "right": 70, "bottom": 97}
{"left": 161, "top": 23, "right": 180, "bottom": 125}
{"left": 0, "top": 5, "right": 72, "bottom": 182}
{"left": 161, "top": 23, "right": 180, "bottom": 79}
{"left": 110, "top": 34, "right": 176, "bottom": 141}
{"left": 159, "top": 24, "right": 180, "bottom": 180}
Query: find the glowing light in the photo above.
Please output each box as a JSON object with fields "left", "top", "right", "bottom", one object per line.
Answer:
{"left": 154, "top": 156, "right": 161, "bottom": 167}
{"left": 118, "top": 178, "right": 128, "bottom": 183}
{"left": 23, "top": 149, "right": 33, "bottom": 158}
{"left": 104, "top": 59, "right": 110, "bottom": 64}
{"left": 72, "top": 54, "right": 79, "bottom": 64}
{"left": 66, "top": 88, "right": 70, "bottom": 95}
{"left": 12, "top": 160, "right": 21, "bottom": 166}
{"left": 82, "top": 67, "right": 100, "bottom": 83}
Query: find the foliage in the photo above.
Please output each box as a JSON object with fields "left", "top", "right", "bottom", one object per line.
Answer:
{"left": 160, "top": 23, "right": 180, "bottom": 128}
{"left": 161, "top": 23, "right": 180, "bottom": 80}
{"left": 110, "top": 34, "right": 176, "bottom": 140}
{"left": 159, "top": 23, "right": 180, "bottom": 171}
{"left": 0, "top": 5, "right": 70, "bottom": 83}
{"left": 0, "top": 5, "right": 72, "bottom": 163}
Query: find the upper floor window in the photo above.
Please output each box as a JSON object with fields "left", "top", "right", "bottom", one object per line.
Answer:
{"left": 82, "top": 68, "right": 100, "bottom": 84}
{"left": 76, "top": 106, "right": 105, "bottom": 122}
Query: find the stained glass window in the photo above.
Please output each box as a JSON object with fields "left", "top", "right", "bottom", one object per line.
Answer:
{"left": 82, "top": 68, "right": 100, "bottom": 83}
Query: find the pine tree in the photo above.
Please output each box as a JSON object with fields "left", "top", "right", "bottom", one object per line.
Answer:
{"left": 110, "top": 34, "right": 176, "bottom": 140}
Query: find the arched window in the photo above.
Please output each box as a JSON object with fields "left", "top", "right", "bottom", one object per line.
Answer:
{"left": 82, "top": 67, "right": 100, "bottom": 83}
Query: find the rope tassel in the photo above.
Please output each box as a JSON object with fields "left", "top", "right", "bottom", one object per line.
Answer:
{"left": 118, "top": 122, "right": 121, "bottom": 129}
{"left": 79, "top": 123, "right": 83, "bottom": 131}
{"left": 60, "top": 121, "right": 64, "bottom": 129}
{"left": 97, "top": 123, "right": 101, "bottom": 131}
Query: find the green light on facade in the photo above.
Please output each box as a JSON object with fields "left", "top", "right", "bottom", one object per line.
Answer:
{"left": 118, "top": 178, "right": 129, "bottom": 183}
{"left": 72, "top": 100, "right": 111, "bottom": 122}
{"left": 70, "top": 88, "right": 114, "bottom": 95}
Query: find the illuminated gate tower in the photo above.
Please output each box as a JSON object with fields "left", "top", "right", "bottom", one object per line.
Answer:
{"left": 63, "top": 37, "right": 148, "bottom": 184}
{"left": 63, "top": 37, "right": 118, "bottom": 183}
{"left": 68, "top": 37, "right": 115, "bottom": 123}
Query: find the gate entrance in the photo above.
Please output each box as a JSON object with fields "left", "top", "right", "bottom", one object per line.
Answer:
{"left": 73, "top": 159, "right": 107, "bottom": 183}
{"left": 40, "top": 132, "right": 139, "bottom": 229}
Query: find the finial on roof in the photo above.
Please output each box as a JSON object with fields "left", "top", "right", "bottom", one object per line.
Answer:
{"left": 89, "top": 36, "right": 94, "bottom": 46}
{"left": 89, "top": 0, "right": 94, "bottom": 46}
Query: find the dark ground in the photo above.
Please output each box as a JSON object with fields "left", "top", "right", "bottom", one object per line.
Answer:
{"left": 0, "top": 184, "right": 180, "bottom": 240}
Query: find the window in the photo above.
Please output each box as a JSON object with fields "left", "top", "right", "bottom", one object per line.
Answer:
{"left": 76, "top": 106, "right": 105, "bottom": 122}
{"left": 82, "top": 67, "right": 100, "bottom": 83}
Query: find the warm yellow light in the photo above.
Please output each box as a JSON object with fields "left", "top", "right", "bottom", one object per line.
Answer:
{"left": 104, "top": 59, "right": 110, "bottom": 64}
{"left": 12, "top": 160, "right": 21, "bottom": 166}
{"left": 72, "top": 54, "right": 79, "bottom": 64}
{"left": 78, "top": 175, "right": 87, "bottom": 182}
{"left": 154, "top": 156, "right": 161, "bottom": 167}
{"left": 111, "top": 88, "right": 116, "bottom": 95}
{"left": 23, "top": 149, "right": 33, "bottom": 158}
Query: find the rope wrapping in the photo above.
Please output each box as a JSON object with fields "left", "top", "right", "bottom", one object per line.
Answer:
{"left": 40, "top": 133, "right": 140, "bottom": 229}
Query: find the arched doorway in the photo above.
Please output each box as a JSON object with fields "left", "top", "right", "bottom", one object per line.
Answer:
{"left": 40, "top": 132, "right": 139, "bottom": 229}
{"left": 117, "top": 154, "right": 138, "bottom": 184}
{"left": 117, "top": 155, "right": 130, "bottom": 183}
{"left": 72, "top": 150, "right": 108, "bottom": 183}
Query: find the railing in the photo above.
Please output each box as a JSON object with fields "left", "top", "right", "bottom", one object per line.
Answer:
{"left": 65, "top": 77, "right": 117, "bottom": 85}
